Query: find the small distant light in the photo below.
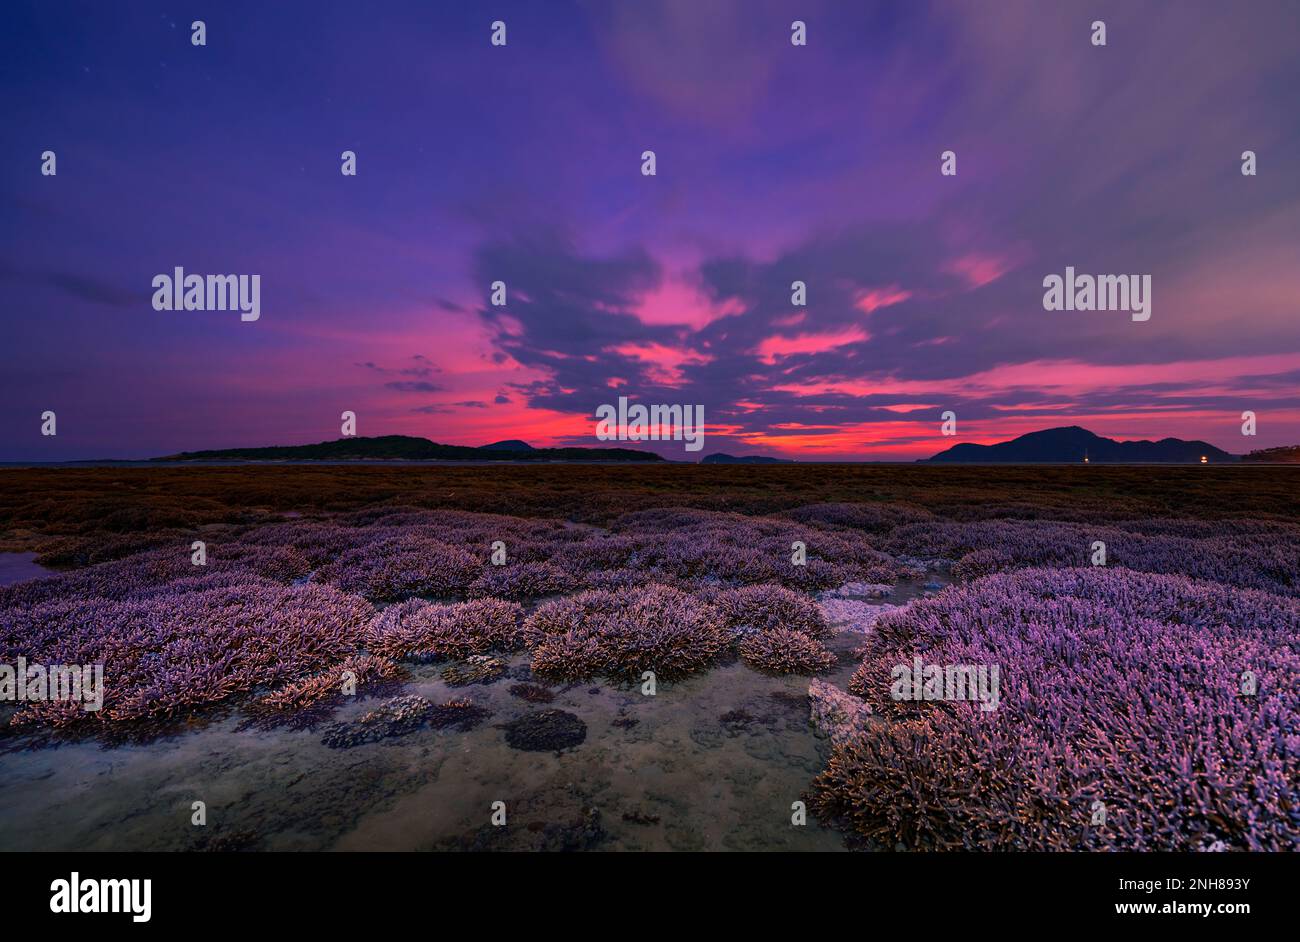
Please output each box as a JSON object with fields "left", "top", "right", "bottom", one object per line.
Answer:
{"left": 1200, "top": 455, "right": 1208, "bottom": 464}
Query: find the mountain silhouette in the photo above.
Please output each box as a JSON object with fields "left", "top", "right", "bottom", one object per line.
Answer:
{"left": 1241, "top": 445, "right": 1300, "bottom": 463}
{"left": 154, "top": 435, "right": 661, "bottom": 463}
{"left": 701, "top": 453, "right": 792, "bottom": 464}
{"left": 924, "top": 426, "right": 1237, "bottom": 463}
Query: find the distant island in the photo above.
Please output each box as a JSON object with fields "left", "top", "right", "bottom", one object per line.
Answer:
{"left": 153, "top": 435, "right": 663, "bottom": 463}
{"left": 924, "top": 426, "right": 1238, "bottom": 464}
{"left": 701, "top": 453, "right": 793, "bottom": 464}
{"left": 1240, "top": 445, "right": 1300, "bottom": 464}
{"left": 137, "top": 427, "right": 1299, "bottom": 466}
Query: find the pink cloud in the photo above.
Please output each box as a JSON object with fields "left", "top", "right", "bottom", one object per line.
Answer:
{"left": 854, "top": 285, "right": 912, "bottom": 314}
{"left": 755, "top": 326, "right": 870, "bottom": 364}
{"left": 607, "top": 340, "right": 713, "bottom": 386}
{"left": 942, "top": 252, "right": 1017, "bottom": 289}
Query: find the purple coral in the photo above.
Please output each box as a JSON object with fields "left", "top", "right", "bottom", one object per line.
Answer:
{"left": 738, "top": 628, "right": 836, "bottom": 675}
{"left": 885, "top": 518, "right": 1300, "bottom": 596}
{"left": 601, "top": 508, "right": 906, "bottom": 591}
{"left": 811, "top": 567, "right": 1300, "bottom": 851}
{"left": 525, "top": 584, "right": 730, "bottom": 682}
{"left": 2, "top": 581, "right": 375, "bottom": 729}
{"left": 313, "top": 533, "right": 480, "bottom": 601}
{"left": 710, "top": 583, "right": 832, "bottom": 639}
{"left": 365, "top": 597, "right": 524, "bottom": 661}
{"left": 467, "top": 561, "right": 579, "bottom": 600}
{"left": 250, "top": 654, "right": 402, "bottom": 713}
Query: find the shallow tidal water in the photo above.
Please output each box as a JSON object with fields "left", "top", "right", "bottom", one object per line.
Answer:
{"left": 0, "top": 576, "right": 933, "bottom": 852}
{"left": 0, "top": 552, "right": 47, "bottom": 587}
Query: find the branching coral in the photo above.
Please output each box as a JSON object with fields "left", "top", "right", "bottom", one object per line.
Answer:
{"left": 250, "top": 654, "right": 402, "bottom": 713}
{"left": 811, "top": 567, "right": 1300, "bottom": 851}
{"left": 737, "top": 627, "right": 835, "bottom": 675}
{"left": 313, "top": 533, "right": 481, "bottom": 601}
{"left": 710, "top": 583, "right": 831, "bottom": 639}
{"left": 1, "top": 582, "right": 375, "bottom": 729}
{"left": 365, "top": 597, "right": 524, "bottom": 661}
{"left": 467, "top": 561, "right": 579, "bottom": 600}
{"left": 525, "top": 584, "right": 730, "bottom": 682}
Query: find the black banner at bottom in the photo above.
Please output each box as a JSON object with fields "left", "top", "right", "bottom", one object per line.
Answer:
{"left": 13, "top": 850, "right": 1292, "bottom": 928}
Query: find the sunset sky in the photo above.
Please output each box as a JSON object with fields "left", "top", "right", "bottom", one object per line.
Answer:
{"left": 3, "top": 0, "right": 1299, "bottom": 461}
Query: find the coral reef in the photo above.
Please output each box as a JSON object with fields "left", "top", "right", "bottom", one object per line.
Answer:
{"left": 711, "top": 583, "right": 832, "bottom": 639}
{"left": 500, "top": 709, "right": 587, "bottom": 752}
{"left": 811, "top": 567, "right": 1300, "bottom": 851}
{"left": 250, "top": 654, "right": 402, "bottom": 714}
{"left": 3, "top": 465, "right": 1296, "bottom": 852}
{"left": 366, "top": 598, "right": 524, "bottom": 661}
{"left": 320, "top": 695, "right": 488, "bottom": 748}
{"left": 808, "top": 678, "right": 872, "bottom": 748}
{"left": 737, "top": 627, "right": 836, "bottom": 675}
{"left": 313, "top": 533, "right": 480, "bottom": 601}
{"left": 508, "top": 682, "right": 556, "bottom": 704}
{"left": 440, "top": 654, "right": 507, "bottom": 687}
{"left": 2, "top": 581, "right": 374, "bottom": 730}
{"left": 525, "top": 584, "right": 731, "bottom": 682}
{"left": 884, "top": 518, "right": 1300, "bottom": 597}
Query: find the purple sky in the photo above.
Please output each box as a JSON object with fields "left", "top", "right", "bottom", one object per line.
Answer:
{"left": 2, "top": 0, "right": 1299, "bottom": 461}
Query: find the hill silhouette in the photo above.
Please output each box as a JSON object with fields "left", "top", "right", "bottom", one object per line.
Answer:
{"left": 154, "top": 435, "right": 662, "bottom": 463}
{"left": 924, "top": 426, "right": 1237, "bottom": 463}
{"left": 1241, "top": 445, "right": 1300, "bottom": 463}
{"left": 701, "top": 453, "right": 792, "bottom": 464}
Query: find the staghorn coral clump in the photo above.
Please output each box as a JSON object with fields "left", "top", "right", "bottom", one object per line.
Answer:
{"left": 601, "top": 508, "right": 907, "bottom": 591}
{"left": 366, "top": 597, "right": 524, "bottom": 661}
{"left": 737, "top": 627, "right": 835, "bottom": 675}
{"left": 885, "top": 518, "right": 1300, "bottom": 596}
{"left": 582, "top": 567, "right": 665, "bottom": 592}
{"left": 467, "top": 561, "right": 579, "bottom": 601}
{"left": 34, "top": 529, "right": 193, "bottom": 569}
{"left": 124, "top": 570, "right": 286, "bottom": 600}
{"left": 811, "top": 567, "right": 1300, "bottom": 851}
{"left": 226, "top": 542, "right": 313, "bottom": 581}
{"left": 441, "top": 654, "right": 507, "bottom": 687}
{"left": 313, "top": 533, "right": 481, "bottom": 601}
{"left": 248, "top": 654, "right": 402, "bottom": 714}
{"left": 508, "top": 682, "right": 556, "bottom": 704}
{"left": 225, "top": 520, "right": 365, "bottom": 566}
{"left": 560, "top": 534, "right": 642, "bottom": 572}
{"left": 1, "top": 581, "right": 376, "bottom": 731}
{"left": 525, "top": 584, "right": 730, "bottom": 682}
{"left": 781, "top": 501, "right": 936, "bottom": 534}
{"left": 500, "top": 709, "right": 587, "bottom": 752}
{"left": 0, "top": 544, "right": 300, "bottom": 610}
{"left": 710, "top": 583, "right": 831, "bottom": 640}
